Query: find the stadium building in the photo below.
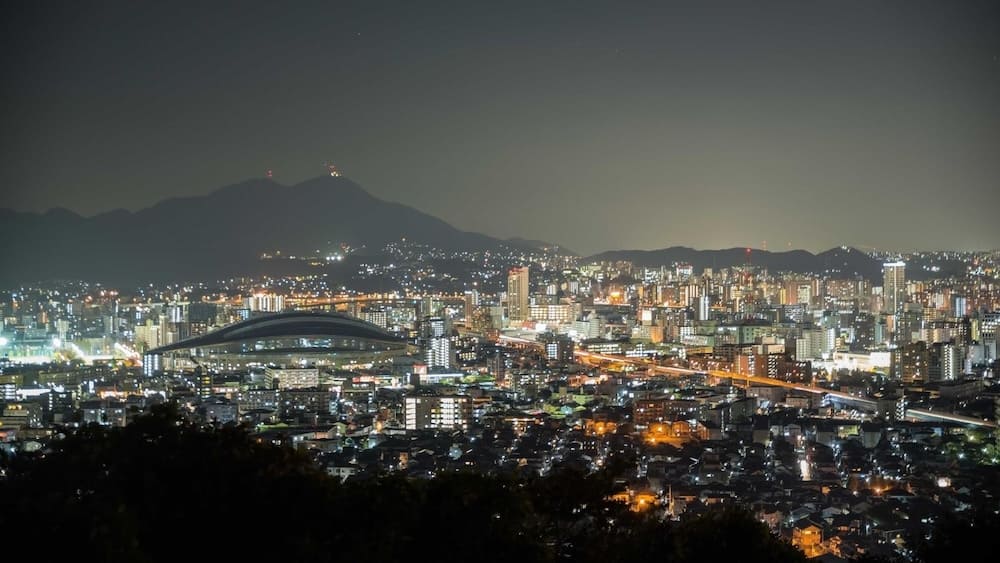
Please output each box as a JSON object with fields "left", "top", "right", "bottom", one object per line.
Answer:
{"left": 145, "top": 311, "right": 411, "bottom": 374}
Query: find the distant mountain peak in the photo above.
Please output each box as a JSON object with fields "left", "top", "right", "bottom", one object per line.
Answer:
{"left": 0, "top": 176, "right": 506, "bottom": 286}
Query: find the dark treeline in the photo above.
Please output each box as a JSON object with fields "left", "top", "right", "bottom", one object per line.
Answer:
{"left": 0, "top": 404, "right": 993, "bottom": 563}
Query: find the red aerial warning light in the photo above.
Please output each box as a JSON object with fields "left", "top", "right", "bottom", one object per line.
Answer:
{"left": 265, "top": 169, "right": 273, "bottom": 178}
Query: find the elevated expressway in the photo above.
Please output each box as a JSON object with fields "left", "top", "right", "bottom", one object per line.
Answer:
{"left": 499, "top": 334, "right": 996, "bottom": 429}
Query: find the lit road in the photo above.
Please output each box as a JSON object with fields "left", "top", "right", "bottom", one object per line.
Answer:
{"left": 497, "top": 335, "right": 998, "bottom": 429}
{"left": 574, "top": 349, "right": 876, "bottom": 403}
{"left": 290, "top": 293, "right": 472, "bottom": 309}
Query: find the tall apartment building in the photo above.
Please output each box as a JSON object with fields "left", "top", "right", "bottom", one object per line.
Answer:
{"left": 404, "top": 395, "right": 471, "bottom": 430}
{"left": 507, "top": 266, "right": 530, "bottom": 323}
{"left": 883, "top": 262, "right": 906, "bottom": 316}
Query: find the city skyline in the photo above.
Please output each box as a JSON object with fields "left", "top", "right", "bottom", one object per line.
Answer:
{"left": 3, "top": 0, "right": 1000, "bottom": 255}
{"left": 4, "top": 3, "right": 1000, "bottom": 560}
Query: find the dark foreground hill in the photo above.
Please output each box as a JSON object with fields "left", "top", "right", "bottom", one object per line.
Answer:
{"left": 0, "top": 404, "right": 808, "bottom": 563}
{"left": 2, "top": 404, "right": 994, "bottom": 562}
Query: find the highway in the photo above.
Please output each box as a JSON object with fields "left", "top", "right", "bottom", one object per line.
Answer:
{"left": 499, "top": 335, "right": 997, "bottom": 429}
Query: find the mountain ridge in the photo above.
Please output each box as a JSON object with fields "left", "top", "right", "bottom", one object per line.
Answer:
{"left": 1, "top": 177, "right": 963, "bottom": 286}
{"left": 0, "top": 176, "right": 521, "bottom": 286}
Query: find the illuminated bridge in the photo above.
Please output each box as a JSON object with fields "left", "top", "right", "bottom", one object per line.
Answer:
{"left": 147, "top": 311, "right": 412, "bottom": 372}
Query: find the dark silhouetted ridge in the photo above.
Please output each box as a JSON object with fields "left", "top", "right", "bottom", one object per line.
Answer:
{"left": 0, "top": 176, "right": 509, "bottom": 286}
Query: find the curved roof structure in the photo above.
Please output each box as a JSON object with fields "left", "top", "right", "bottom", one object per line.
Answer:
{"left": 148, "top": 311, "right": 403, "bottom": 354}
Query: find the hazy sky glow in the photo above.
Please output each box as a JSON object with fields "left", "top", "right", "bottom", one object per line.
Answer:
{"left": 2, "top": 0, "right": 999, "bottom": 255}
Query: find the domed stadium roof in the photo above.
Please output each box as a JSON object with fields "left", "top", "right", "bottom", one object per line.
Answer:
{"left": 148, "top": 311, "right": 402, "bottom": 354}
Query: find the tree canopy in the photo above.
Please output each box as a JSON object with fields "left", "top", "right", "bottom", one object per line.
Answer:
{"left": 0, "top": 404, "right": 808, "bottom": 563}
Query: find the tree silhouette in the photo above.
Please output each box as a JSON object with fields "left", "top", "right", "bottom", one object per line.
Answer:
{"left": 669, "top": 506, "right": 806, "bottom": 563}
{"left": 911, "top": 509, "right": 1000, "bottom": 563}
{"left": 0, "top": 403, "right": 338, "bottom": 562}
{"left": 0, "top": 404, "right": 815, "bottom": 563}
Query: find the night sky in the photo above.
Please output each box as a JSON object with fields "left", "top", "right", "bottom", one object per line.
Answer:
{"left": 2, "top": 0, "right": 999, "bottom": 255}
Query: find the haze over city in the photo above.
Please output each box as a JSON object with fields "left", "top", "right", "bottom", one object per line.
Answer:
{"left": 3, "top": 0, "right": 999, "bottom": 254}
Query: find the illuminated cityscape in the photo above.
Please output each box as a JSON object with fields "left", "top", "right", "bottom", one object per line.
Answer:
{"left": 2, "top": 237, "right": 999, "bottom": 558}
{"left": 2, "top": 2, "right": 999, "bottom": 562}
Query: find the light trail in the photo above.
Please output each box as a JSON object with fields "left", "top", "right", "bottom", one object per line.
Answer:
{"left": 568, "top": 347, "right": 996, "bottom": 429}
{"left": 496, "top": 335, "right": 997, "bottom": 428}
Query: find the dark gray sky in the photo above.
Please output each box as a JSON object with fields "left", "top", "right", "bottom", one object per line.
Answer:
{"left": 3, "top": 0, "right": 999, "bottom": 255}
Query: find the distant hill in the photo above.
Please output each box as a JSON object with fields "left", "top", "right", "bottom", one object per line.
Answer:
{"left": 0, "top": 176, "right": 517, "bottom": 286}
{"left": 1, "top": 176, "right": 964, "bottom": 287}
{"left": 586, "top": 246, "right": 883, "bottom": 279}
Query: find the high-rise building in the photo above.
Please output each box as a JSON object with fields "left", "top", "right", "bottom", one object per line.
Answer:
{"left": 795, "top": 328, "right": 826, "bottom": 361}
{"left": 421, "top": 316, "right": 448, "bottom": 339}
{"left": 425, "top": 336, "right": 452, "bottom": 369}
{"left": 507, "top": 266, "right": 530, "bottom": 323}
{"left": 783, "top": 279, "right": 815, "bottom": 306}
{"left": 142, "top": 353, "right": 161, "bottom": 377}
{"left": 982, "top": 312, "right": 999, "bottom": 361}
{"left": 896, "top": 306, "right": 923, "bottom": 345}
{"left": 541, "top": 334, "right": 575, "bottom": 363}
{"left": 933, "top": 342, "right": 961, "bottom": 381}
{"left": 952, "top": 295, "right": 968, "bottom": 318}
{"left": 882, "top": 262, "right": 906, "bottom": 316}
{"left": 421, "top": 296, "right": 442, "bottom": 318}
{"left": 890, "top": 341, "right": 928, "bottom": 384}
{"left": 697, "top": 295, "right": 711, "bottom": 321}
{"left": 135, "top": 320, "right": 162, "bottom": 351}
{"left": 463, "top": 289, "right": 479, "bottom": 323}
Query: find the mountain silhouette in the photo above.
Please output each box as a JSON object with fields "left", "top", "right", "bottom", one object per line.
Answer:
{"left": 1, "top": 177, "right": 960, "bottom": 287}
{"left": 0, "top": 176, "right": 511, "bottom": 286}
